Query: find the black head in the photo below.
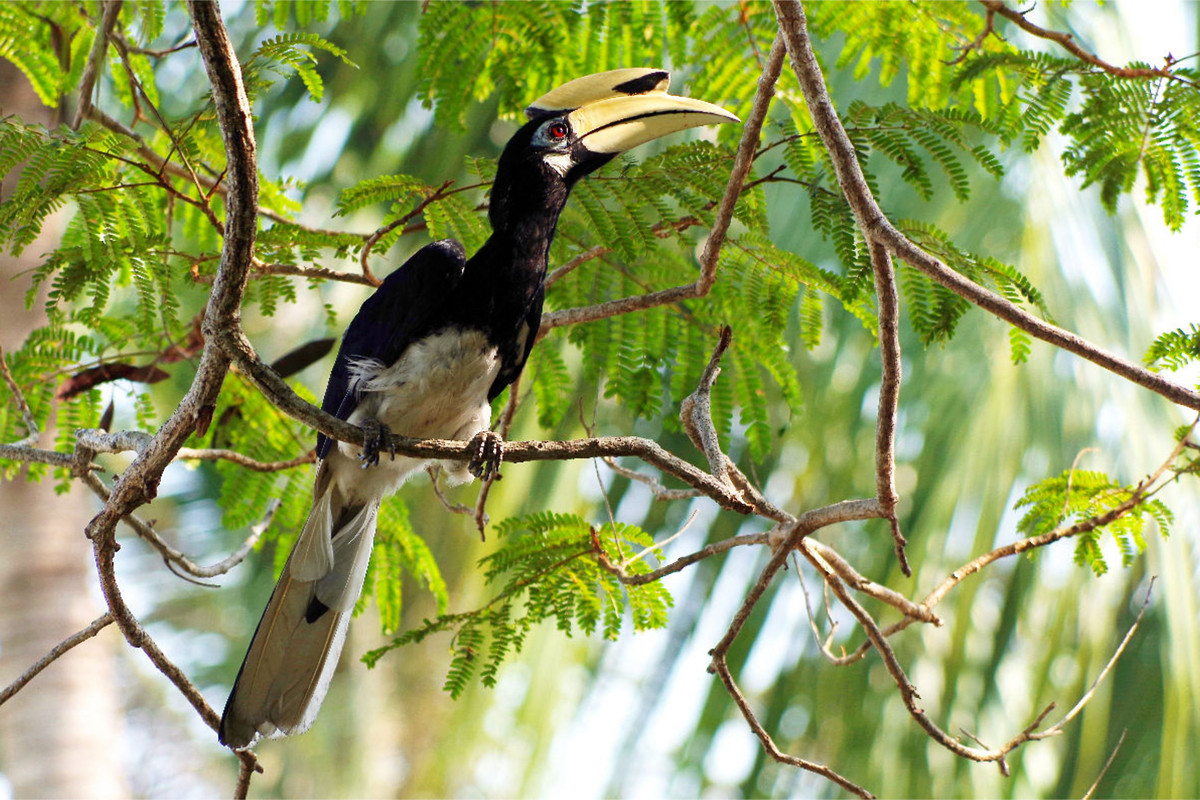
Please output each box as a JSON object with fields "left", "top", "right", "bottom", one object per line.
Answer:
{"left": 488, "top": 69, "right": 738, "bottom": 233}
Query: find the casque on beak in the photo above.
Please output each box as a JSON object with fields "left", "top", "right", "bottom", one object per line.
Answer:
{"left": 526, "top": 68, "right": 739, "bottom": 155}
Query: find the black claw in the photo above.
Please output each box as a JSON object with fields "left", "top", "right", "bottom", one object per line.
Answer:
{"left": 359, "top": 418, "right": 394, "bottom": 469}
{"left": 467, "top": 430, "right": 504, "bottom": 481}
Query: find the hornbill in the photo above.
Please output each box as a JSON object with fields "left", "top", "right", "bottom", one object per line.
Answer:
{"left": 219, "top": 69, "right": 737, "bottom": 749}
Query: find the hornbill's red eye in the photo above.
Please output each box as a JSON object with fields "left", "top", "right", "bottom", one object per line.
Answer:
{"left": 547, "top": 121, "right": 568, "bottom": 140}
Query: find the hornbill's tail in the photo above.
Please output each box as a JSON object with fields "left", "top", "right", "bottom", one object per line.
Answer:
{"left": 219, "top": 465, "right": 379, "bottom": 750}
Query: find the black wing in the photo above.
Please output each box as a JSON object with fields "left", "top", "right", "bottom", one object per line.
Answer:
{"left": 316, "top": 239, "right": 468, "bottom": 458}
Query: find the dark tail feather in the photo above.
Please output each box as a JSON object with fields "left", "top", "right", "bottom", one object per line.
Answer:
{"left": 219, "top": 471, "right": 379, "bottom": 749}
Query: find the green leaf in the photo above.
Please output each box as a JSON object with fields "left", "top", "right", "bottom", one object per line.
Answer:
{"left": 363, "top": 513, "right": 672, "bottom": 697}
{"left": 1014, "top": 468, "right": 1169, "bottom": 576}
{"left": 1143, "top": 323, "right": 1200, "bottom": 372}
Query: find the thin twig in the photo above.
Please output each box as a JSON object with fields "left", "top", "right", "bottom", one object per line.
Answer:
{"left": 980, "top": 1, "right": 1200, "bottom": 88}
{"left": 599, "top": 456, "right": 704, "bottom": 501}
{"left": 545, "top": 243, "right": 610, "bottom": 287}
{"left": 0, "top": 614, "right": 115, "bottom": 705}
{"left": 697, "top": 32, "right": 787, "bottom": 290}
{"left": 829, "top": 424, "right": 1190, "bottom": 664}
{"left": 922, "top": 430, "right": 1188, "bottom": 610}
{"left": 1082, "top": 729, "right": 1127, "bottom": 800}
{"left": 233, "top": 751, "right": 262, "bottom": 800}
{"left": 175, "top": 447, "right": 314, "bottom": 472}
{"left": 0, "top": 345, "right": 40, "bottom": 447}
{"left": 359, "top": 180, "right": 456, "bottom": 285}
{"left": 947, "top": 4, "right": 1000, "bottom": 65}
{"left": 248, "top": 258, "right": 377, "bottom": 287}
{"left": 680, "top": 326, "right": 735, "bottom": 488}
{"left": 81, "top": 472, "right": 274, "bottom": 581}
{"left": 711, "top": 656, "right": 875, "bottom": 798}
{"left": 619, "top": 510, "right": 699, "bottom": 570}
{"left": 1030, "top": 579, "right": 1156, "bottom": 738}
{"left": 425, "top": 467, "right": 476, "bottom": 516}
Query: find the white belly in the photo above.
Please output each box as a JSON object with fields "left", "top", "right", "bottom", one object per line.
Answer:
{"left": 329, "top": 328, "right": 501, "bottom": 503}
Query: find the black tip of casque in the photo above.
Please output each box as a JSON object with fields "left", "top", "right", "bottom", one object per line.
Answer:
{"left": 612, "top": 70, "right": 670, "bottom": 95}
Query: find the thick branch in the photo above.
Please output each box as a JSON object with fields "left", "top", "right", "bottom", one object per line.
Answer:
{"left": 216, "top": 326, "right": 756, "bottom": 512}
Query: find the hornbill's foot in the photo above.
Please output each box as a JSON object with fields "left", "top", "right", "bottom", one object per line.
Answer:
{"left": 467, "top": 430, "right": 504, "bottom": 481}
{"left": 359, "top": 418, "right": 395, "bottom": 468}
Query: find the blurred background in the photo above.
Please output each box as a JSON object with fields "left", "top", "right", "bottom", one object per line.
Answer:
{"left": 1, "top": 1, "right": 1197, "bottom": 798}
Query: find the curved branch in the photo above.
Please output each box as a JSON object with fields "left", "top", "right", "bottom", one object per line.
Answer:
{"left": 79, "top": 0, "right": 259, "bottom": 746}
{"left": 770, "top": 0, "right": 1200, "bottom": 414}
{"left": 981, "top": 1, "right": 1199, "bottom": 87}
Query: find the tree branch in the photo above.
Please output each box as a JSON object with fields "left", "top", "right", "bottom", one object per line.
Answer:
{"left": 0, "top": 344, "right": 40, "bottom": 448}
{"left": 72, "top": 0, "right": 123, "bottom": 130}
{"left": 981, "top": 1, "right": 1198, "bottom": 86}
{"left": 0, "top": 614, "right": 115, "bottom": 706}
{"left": 868, "top": 238, "right": 909, "bottom": 575}
{"left": 72, "top": 0, "right": 259, "bottom": 754}
{"left": 770, "top": 0, "right": 1200, "bottom": 416}
{"left": 711, "top": 657, "right": 875, "bottom": 798}
{"left": 540, "top": 31, "right": 784, "bottom": 333}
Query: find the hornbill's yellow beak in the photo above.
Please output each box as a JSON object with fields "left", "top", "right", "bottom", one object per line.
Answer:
{"left": 525, "top": 68, "right": 739, "bottom": 155}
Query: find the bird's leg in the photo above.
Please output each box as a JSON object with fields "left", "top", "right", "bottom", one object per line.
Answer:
{"left": 359, "top": 418, "right": 395, "bottom": 468}
{"left": 467, "top": 430, "right": 504, "bottom": 481}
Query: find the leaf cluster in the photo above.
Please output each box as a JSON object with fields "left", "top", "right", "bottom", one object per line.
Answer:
{"left": 1014, "top": 469, "right": 1172, "bottom": 576}
{"left": 541, "top": 141, "right": 804, "bottom": 459}
{"left": 416, "top": 2, "right": 698, "bottom": 131}
{"left": 956, "top": 49, "right": 1200, "bottom": 231}
{"left": 363, "top": 513, "right": 672, "bottom": 698}
{"left": 1144, "top": 323, "right": 1200, "bottom": 373}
